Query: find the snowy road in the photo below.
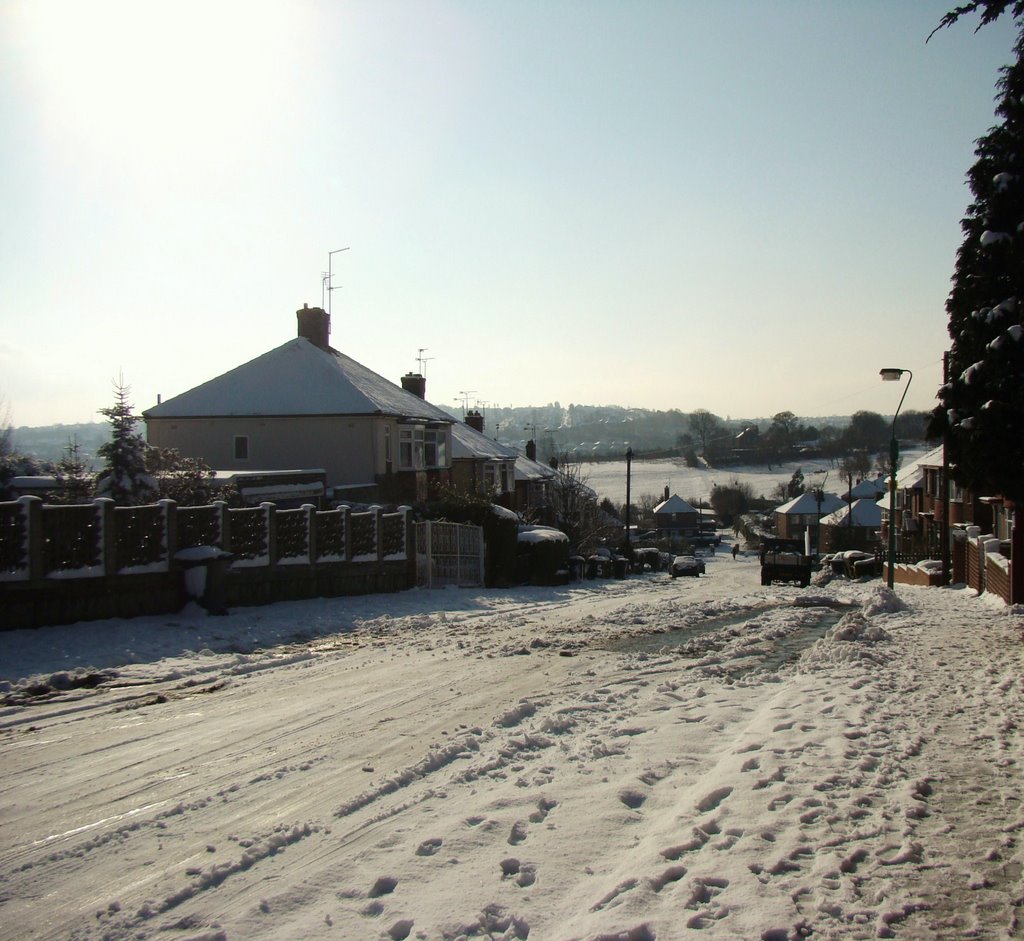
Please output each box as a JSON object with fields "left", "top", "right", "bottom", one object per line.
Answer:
{"left": 2, "top": 552, "right": 1023, "bottom": 940}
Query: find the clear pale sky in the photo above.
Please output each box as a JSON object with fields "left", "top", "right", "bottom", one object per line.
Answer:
{"left": 1, "top": 1, "right": 1018, "bottom": 428}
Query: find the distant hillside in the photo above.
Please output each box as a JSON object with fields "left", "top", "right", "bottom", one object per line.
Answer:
{"left": 9, "top": 423, "right": 109, "bottom": 466}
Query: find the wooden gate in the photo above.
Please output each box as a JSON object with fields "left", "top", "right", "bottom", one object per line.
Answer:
{"left": 415, "top": 521, "right": 485, "bottom": 588}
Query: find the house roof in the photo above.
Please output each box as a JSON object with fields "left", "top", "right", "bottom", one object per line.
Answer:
{"left": 143, "top": 337, "right": 454, "bottom": 423}
{"left": 654, "top": 494, "right": 696, "bottom": 515}
{"left": 843, "top": 477, "right": 887, "bottom": 500}
{"left": 450, "top": 422, "right": 519, "bottom": 462}
{"left": 820, "top": 498, "right": 883, "bottom": 528}
{"left": 775, "top": 491, "right": 845, "bottom": 515}
{"left": 515, "top": 453, "right": 558, "bottom": 482}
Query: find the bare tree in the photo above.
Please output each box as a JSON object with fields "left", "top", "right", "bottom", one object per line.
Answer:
{"left": 550, "top": 456, "right": 616, "bottom": 553}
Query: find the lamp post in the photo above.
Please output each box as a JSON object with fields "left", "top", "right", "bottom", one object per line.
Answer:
{"left": 625, "top": 447, "right": 633, "bottom": 554}
{"left": 880, "top": 367, "right": 913, "bottom": 588}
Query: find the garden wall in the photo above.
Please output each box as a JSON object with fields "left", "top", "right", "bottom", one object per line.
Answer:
{"left": 0, "top": 497, "right": 414, "bottom": 630}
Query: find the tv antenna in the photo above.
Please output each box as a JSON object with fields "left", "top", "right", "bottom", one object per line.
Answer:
{"left": 325, "top": 247, "right": 350, "bottom": 318}
{"left": 417, "top": 348, "right": 434, "bottom": 377}
{"left": 458, "top": 390, "right": 477, "bottom": 415}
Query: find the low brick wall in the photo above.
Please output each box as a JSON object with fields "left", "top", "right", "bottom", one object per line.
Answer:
{"left": 884, "top": 563, "right": 944, "bottom": 588}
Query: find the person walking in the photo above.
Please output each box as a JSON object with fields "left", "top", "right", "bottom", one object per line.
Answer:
{"left": 732, "top": 543, "right": 740, "bottom": 560}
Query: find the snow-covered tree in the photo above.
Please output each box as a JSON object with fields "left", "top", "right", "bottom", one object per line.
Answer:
{"left": 930, "top": 6, "right": 1024, "bottom": 503}
{"left": 95, "top": 379, "right": 156, "bottom": 506}
{"left": 52, "top": 438, "right": 93, "bottom": 504}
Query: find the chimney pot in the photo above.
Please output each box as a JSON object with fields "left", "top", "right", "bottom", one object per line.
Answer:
{"left": 401, "top": 373, "right": 426, "bottom": 399}
{"left": 465, "top": 409, "right": 484, "bottom": 433}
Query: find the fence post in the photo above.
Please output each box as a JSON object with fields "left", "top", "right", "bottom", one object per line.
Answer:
{"left": 160, "top": 499, "right": 177, "bottom": 572}
{"left": 20, "top": 495, "right": 43, "bottom": 581}
{"left": 478, "top": 525, "right": 485, "bottom": 586}
{"left": 262, "top": 502, "right": 276, "bottom": 567}
{"left": 94, "top": 498, "right": 116, "bottom": 576}
{"left": 340, "top": 505, "right": 352, "bottom": 563}
{"left": 215, "top": 501, "right": 230, "bottom": 552}
{"left": 302, "top": 503, "right": 317, "bottom": 565}
{"left": 366, "top": 505, "right": 381, "bottom": 563}
{"left": 398, "top": 506, "right": 414, "bottom": 587}
{"left": 426, "top": 519, "right": 433, "bottom": 589}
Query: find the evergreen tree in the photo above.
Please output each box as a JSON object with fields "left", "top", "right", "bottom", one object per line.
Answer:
{"left": 787, "top": 468, "right": 805, "bottom": 499}
{"left": 95, "top": 379, "right": 156, "bottom": 506}
{"left": 52, "top": 438, "right": 93, "bottom": 504}
{"left": 930, "top": 7, "right": 1024, "bottom": 503}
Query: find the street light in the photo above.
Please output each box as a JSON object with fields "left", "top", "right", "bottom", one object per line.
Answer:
{"left": 880, "top": 367, "right": 913, "bottom": 588}
{"left": 625, "top": 447, "right": 633, "bottom": 554}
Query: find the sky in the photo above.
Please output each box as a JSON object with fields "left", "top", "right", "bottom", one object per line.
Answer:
{"left": 1, "top": 1, "right": 1020, "bottom": 428}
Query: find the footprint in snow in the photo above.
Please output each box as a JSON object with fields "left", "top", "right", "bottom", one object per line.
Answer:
{"left": 415, "top": 838, "right": 443, "bottom": 857}
{"left": 508, "top": 821, "right": 528, "bottom": 845}
{"left": 695, "top": 787, "right": 733, "bottom": 813}
{"left": 368, "top": 876, "right": 398, "bottom": 898}
{"left": 528, "top": 797, "right": 558, "bottom": 823}
{"left": 619, "top": 788, "right": 647, "bottom": 810}
{"left": 500, "top": 858, "right": 537, "bottom": 887}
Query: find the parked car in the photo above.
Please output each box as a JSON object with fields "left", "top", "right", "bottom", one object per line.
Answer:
{"left": 670, "top": 555, "right": 705, "bottom": 577}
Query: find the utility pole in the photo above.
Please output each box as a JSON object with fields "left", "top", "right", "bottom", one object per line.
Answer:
{"left": 941, "top": 352, "right": 951, "bottom": 584}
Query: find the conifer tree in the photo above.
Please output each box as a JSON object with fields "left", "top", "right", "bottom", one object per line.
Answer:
{"left": 52, "top": 438, "right": 93, "bottom": 504}
{"left": 95, "top": 379, "right": 156, "bottom": 506}
{"left": 930, "top": 5, "right": 1024, "bottom": 503}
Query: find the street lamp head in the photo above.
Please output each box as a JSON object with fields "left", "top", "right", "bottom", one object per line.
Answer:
{"left": 880, "top": 368, "right": 908, "bottom": 381}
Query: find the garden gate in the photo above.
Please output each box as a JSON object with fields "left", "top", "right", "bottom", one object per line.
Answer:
{"left": 415, "top": 521, "right": 484, "bottom": 588}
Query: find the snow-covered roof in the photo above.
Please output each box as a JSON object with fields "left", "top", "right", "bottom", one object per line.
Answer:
{"left": 653, "top": 494, "right": 696, "bottom": 515}
{"left": 515, "top": 453, "right": 558, "bottom": 482}
{"left": 820, "top": 498, "right": 883, "bottom": 528}
{"left": 450, "top": 422, "right": 519, "bottom": 462}
{"left": 894, "top": 445, "right": 944, "bottom": 484}
{"left": 143, "top": 337, "right": 454, "bottom": 423}
{"left": 775, "top": 491, "right": 845, "bottom": 515}
{"left": 843, "top": 477, "right": 887, "bottom": 500}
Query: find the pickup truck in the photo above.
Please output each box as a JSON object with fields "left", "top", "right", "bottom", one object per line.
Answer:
{"left": 759, "top": 537, "right": 813, "bottom": 587}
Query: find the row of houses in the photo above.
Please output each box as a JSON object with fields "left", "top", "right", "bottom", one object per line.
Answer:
{"left": 141, "top": 304, "right": 558, "bottom": 516}
{"left": 772, "top": 447, "right": 1020, "bottom": 600}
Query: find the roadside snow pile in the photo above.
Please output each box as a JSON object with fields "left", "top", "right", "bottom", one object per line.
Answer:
{"left": 863, "top": 584, "right": 908, "bottom": 617}
{"left": 800, "top": 610, "right": 890, "bottom": 670}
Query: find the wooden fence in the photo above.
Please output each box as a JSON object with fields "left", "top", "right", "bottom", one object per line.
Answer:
{"left": 0, "top": 497, "right": 414, "bottom": 629}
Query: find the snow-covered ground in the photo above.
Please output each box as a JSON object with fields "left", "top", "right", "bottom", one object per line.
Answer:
{"left": 2, "top": 545, "right": 1023, "bottom": 940}
{"left": 581, "top": 453, "right": 927, "bottom": 507}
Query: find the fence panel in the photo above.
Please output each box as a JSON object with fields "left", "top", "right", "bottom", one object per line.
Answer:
{"left": 350, "top": 509, "right": 378, "bottom": 562}
{"left": 415, "top": 521, "right": 484, "bottom": 588}
{"left": 0, "top": 500, "right": 29, "bottom": 582}
{"left": 115, "top": 504, "right": 168, "bottom": 573}
{"left": 275, "top": 508, "right": 311, "bottom": 565}
{"left": 42, "top": 504, "right": 103, "bottom": 578}
{"left": 229, "top": 506, "right": 270, "bottom": 567}
{"left": 178, "top": 505, "right": 223, "bottom": 549}
{"left": 315, "top": 509, "right": 347, "bottom": 562}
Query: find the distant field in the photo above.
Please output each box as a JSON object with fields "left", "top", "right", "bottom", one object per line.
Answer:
{"left": 579, "top": 450, "right": 927, "bottom": 506}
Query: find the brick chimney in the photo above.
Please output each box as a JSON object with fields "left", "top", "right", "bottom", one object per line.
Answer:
{"left": 526, "top": 440, "right": 537, "bottom": 461}
{"left": 401, "top": 373, "right": 426, "bottom": 399}
{"left": 296, "top": 303, "right": 330, "bottom": 349}
{"left": 465, "top": 409, "right": 484, "bottom": 433}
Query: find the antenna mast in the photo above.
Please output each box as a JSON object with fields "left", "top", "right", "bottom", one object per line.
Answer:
{"left": 417, "top": 348, "right": 434, "bottom": 377}
{"left": 458, "top": 390, "right": 477, "bottom": 416}
{"left": 326, "top": 247, "right": 350, "bottom": 318}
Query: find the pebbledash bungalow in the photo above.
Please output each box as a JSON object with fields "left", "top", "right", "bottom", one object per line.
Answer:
{"left": 143, "top": 305, "right": 456, "bottom": 505}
